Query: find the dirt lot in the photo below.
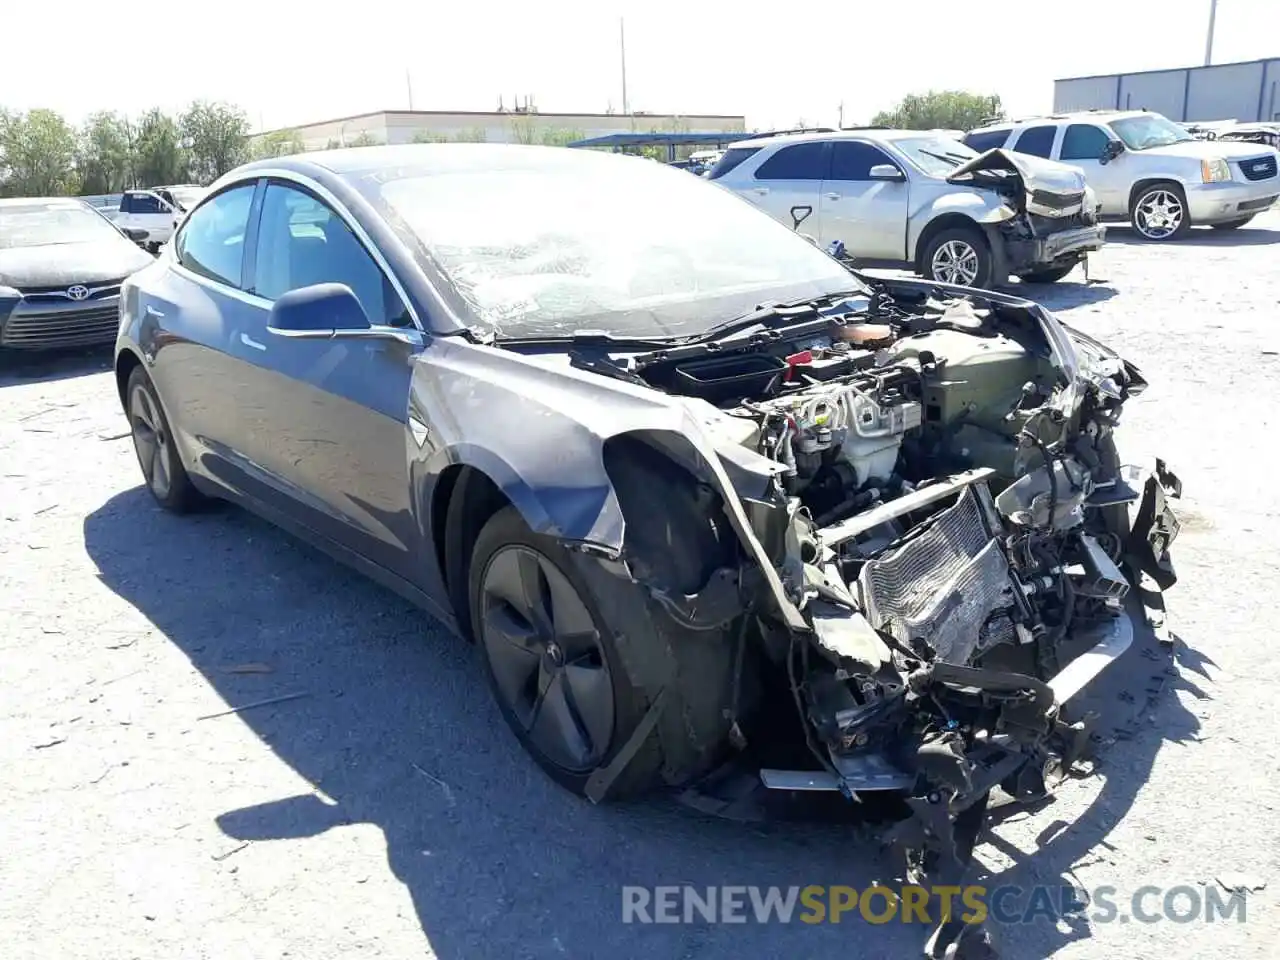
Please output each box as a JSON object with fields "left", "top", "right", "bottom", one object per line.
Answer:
{"left": 3, "top": 216, "right": 1279, "bottom": 960}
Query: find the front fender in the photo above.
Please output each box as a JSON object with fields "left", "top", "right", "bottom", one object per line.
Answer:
{"left": 407, "top": 336, "right": 807, "bottom": 630}
{"left": 908, "top": 191, "right": 1017, "bottom": 260}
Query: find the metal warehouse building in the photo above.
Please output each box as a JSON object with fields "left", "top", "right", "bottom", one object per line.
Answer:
{"left": 1055, "top": 57, "right": 1280, "bottom": 123}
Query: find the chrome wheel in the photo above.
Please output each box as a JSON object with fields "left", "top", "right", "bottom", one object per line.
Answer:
{"left": 1133, "top": 189, "right": 1184, "bottom": 240}
{"left": 479, "top": 544, "right": 614, "bottom": 774}
{"left": 130, "top": 384, "right": 173, "bottom": 501}
{"left": 930, "top": 239, "right": 981, "bottom": 285}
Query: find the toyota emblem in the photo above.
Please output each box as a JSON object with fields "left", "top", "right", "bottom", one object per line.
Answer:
{"left": 67, "top": 285, "right": 90, "bottom": 301}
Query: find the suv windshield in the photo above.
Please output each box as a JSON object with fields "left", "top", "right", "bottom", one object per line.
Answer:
{"left": 893, "top": 137, "right": 979, "bottom": 176}
{"left": 360, "top": 148, "right": 858, "bottom": 340}
{"left": 0, "top": 203, "right": 122, "bottom": 249}
{"left": 1110, "top": 114, "right": 1194, "bottom": 151}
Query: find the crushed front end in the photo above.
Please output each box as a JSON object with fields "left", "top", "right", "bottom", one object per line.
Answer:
{"left": 628, "top": 275, "right": 1180, "bottom": 953}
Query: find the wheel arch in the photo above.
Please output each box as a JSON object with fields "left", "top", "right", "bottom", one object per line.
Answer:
{"left": 1128, "top": 177, "right": 1188, "bottom": 211}
{"left": 913, "top": 212, "right": 990, "bottom": 273}
{"left": 114, "top": 347, "right": 144, "bottom": 411}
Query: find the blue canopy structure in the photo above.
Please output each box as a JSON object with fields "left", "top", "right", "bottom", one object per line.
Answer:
{"left": 565, "top": 131, "right": 757, "bottom": 162}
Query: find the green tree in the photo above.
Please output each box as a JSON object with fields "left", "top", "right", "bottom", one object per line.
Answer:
{"left": 454, "top": 127, "right": 488, "bottom": 143}
{"left": 181, "top": 100, "right": 250, "bottom": 182}
{"left": 348, "top": 131, "right": 381, "bottom": 147}
{"left": 411, "top": 130, "right": 451, "bottom": 144}
{"left": 133, "top": 109, "right": 186, "bottom": 187}
{"left": 871, "top": 91, "right": 1002, "bottom": 131}
{"left": 252, "top": 128, "right": 306, "bottom": 159}
{"left": 76, "top": 111, "right": 134, "bottom": 194}
{"left": 0, "top": 109, "right": 78, "bottom": 197}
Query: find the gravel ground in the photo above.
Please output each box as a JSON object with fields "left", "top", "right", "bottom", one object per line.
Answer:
{"left": 2, "top": 215, "right": 1278, "bottom": 960}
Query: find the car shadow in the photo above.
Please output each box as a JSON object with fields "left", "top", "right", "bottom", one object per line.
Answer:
{"left": 1013, "top": 280, "right": 1119, "bottom": 311}
{"left": 1103, "top": 224, "right": 1280, "bottom": 246}
{"left": 82, "top": 488, "right": 1202, "bottom": 958}
{"left": 0, "top": 346, "right": 113, "bottom": 387}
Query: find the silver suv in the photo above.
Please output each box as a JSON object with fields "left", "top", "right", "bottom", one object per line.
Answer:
{"left": 708, "top": 128, "right": 1106, "bottom": 287}
{"left": 964, "top": 110, "right": 1280, "bottom": 240}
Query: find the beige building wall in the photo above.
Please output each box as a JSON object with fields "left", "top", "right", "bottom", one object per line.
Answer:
{"left": 256, "top": 110, "right": 747, "bottom": 151}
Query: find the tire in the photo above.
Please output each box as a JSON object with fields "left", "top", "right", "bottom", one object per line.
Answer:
{"left": 921, "top": 225, "right": 995, "bottom": 288}
{"left": 126, "top": 365, "right": 200, "bottom": 513}
{"left": 1211, "top": 216, "right": 1255, "bottom": 230}
{"left": 1019, "top": 263, "right": 1078, "bottom": 284}
{"left": 469, "top": 505, "right": 663, "bottom": 799}
{"left": 1129, "top": 182, "right": 1190, "bottom": 241}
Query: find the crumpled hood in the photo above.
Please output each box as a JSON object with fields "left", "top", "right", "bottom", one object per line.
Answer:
{"left": 0, "top": 239, "right": 154, "bottom": 289}
{"left": 946, "top": 148, "right": 1088, "bottom": 217}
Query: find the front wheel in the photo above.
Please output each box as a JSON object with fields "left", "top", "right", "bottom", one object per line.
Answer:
{"left": 1130, "top": 183, "right": 1190, "bottom": 241}
{"left": 1018, "top": 262, "right": 1079, "bottom": 284}
{"left": 921, "top": 225, "right": 994, "bottom": 288}
{"left": 469, "top": 506, "right": 662, "bottom": 799}
{"left": 1211, "top": 216, "right": 1255, "bottom": 230}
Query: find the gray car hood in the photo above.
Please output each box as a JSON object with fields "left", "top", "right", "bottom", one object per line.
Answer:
{"left": 946, "top": 148, "right": 1088, "bottom": 217}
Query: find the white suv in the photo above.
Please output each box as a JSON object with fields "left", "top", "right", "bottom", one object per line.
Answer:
{"left": 964, "top": 111, "right": 1280, "bottom": 240}
{"left": 708, "top": 128, "right": 1105, "bottom": 287}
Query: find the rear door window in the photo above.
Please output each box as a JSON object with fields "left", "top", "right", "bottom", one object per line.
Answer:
{"left": 754, "top": 142, "right": 829, "bottom": 180}
{"left": 1010, "top": 125, "right": 1058, "bottom": 158}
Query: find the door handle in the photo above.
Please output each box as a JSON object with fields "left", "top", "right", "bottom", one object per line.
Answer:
{"left": 824, "top": 192, "right": 841, "bottom": 200}
{"left": 240, "top": 332, "right": 266, "bottom": 351}
{"left": 751, "top": 187, "right": 769, "bottom": 195}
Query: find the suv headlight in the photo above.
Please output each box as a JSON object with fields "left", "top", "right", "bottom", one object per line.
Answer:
{"left": 1201, "top": 157, "right": 1232, "bottom": 183}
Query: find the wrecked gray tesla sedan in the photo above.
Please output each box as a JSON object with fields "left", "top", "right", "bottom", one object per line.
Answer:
{"left": 115, "top": 144, "right": 1179, "bottom": 952}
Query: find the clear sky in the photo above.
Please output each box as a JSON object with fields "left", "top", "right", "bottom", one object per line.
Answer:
{"left": 4, "top": 0, "right": 1276, "bottom": 131}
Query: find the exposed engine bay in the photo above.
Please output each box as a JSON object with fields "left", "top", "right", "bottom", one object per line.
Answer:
{"left": 564, "top": 273, "right": 1182, "bottom": 955}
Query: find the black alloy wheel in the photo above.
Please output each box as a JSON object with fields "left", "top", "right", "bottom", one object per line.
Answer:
{"left": 477, "top": 540, "right": 616, "bottom": 777}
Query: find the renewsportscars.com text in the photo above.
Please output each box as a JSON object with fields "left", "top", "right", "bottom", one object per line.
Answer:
{"left": 621, "top": 884, "right": 1247, "bottom": 926}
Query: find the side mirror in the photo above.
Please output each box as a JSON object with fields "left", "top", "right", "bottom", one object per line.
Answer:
{"left": 267, "top": 283, "right": 371, "bottom": 338}
{"left": 1100, "top": 139, "right": 1124, "bottom": 164}
{"left": 869, "top": 163, "right": 906, "bottom": 182}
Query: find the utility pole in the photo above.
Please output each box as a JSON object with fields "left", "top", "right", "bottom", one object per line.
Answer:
{"left": 407, "top": 69, "right": 414, "bottom": 110}
{"left": 1204, "top": 0, "right": 1218, "bottom": 66}
{"left": 620, "top": 17, "right": 629, "bottom": 116}
{"left": 838, "top": 101, "right": 844, "bottom": 128}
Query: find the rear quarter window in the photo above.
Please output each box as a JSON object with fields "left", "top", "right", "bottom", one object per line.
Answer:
{"left": 706, "top": 146, "right": 761, "bottom": 180}
{"left": 962, "top": 130, "right": 1010, "bottom": 152}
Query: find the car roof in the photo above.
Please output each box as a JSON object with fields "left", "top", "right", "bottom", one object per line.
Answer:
{"left": 975, "top": 110, "right": 1153, "bottom": 130}
{"left": 732, "top": 128, "right": 960, "bottom": 149}
{"left": 231, "top": 142, "right": 669, "bottom": 184}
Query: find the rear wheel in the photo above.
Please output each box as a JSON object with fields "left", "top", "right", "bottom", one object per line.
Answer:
{"left": 921, "top": 225, "right": 994, "bottom": 288}
{"left": 470, "top": 506, "right": 660, "bottom": 798}
{"left": 1211, "top": 216, "right": 1255, "bottom": 230}
{"left": 1018, "top": 262, "right": 1079, "bottom": 284}
{"left": 1129, "top": 182, "right": 1189, "bottom": 241}
{"left": 127, "top": 366, "right": 200, "bottom": 513}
